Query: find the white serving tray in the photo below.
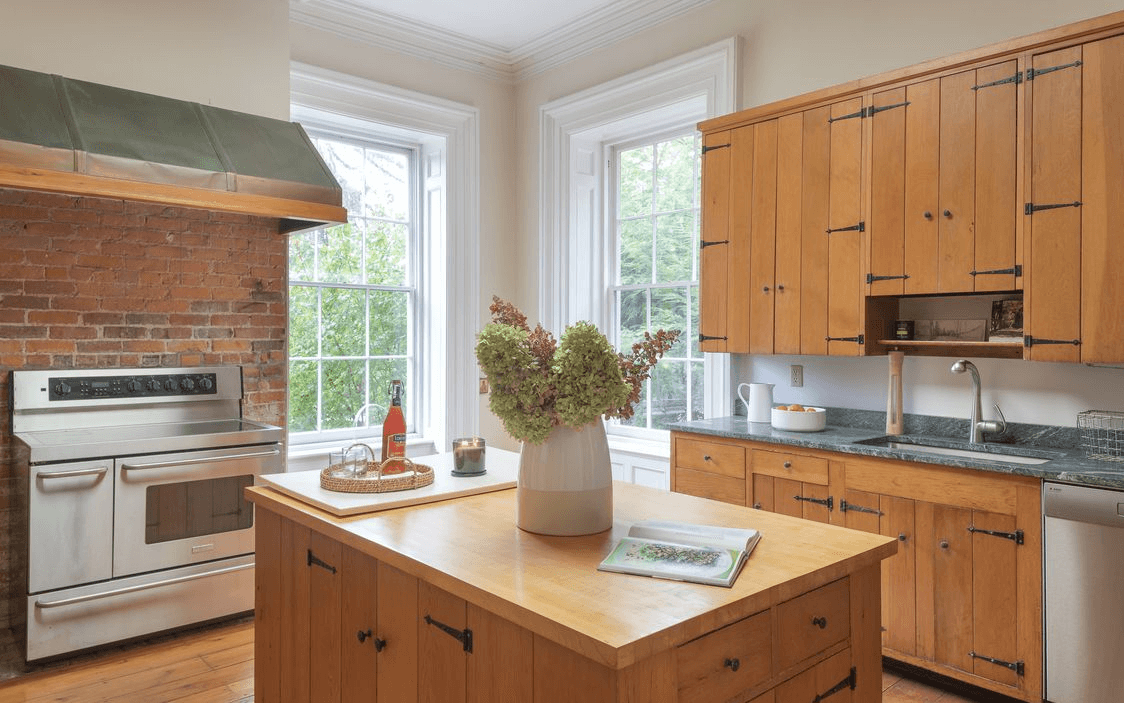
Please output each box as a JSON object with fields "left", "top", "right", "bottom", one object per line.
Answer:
{"left": 259, "top": 448, "right": 518, "bottom": 517}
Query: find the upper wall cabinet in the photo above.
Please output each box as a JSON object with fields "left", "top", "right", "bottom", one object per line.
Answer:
{"left": 868, "top": 61, "right": 1019, "bottom": 297}
{"left": 698, "top": 9, "right": 1124, "bottom": 363}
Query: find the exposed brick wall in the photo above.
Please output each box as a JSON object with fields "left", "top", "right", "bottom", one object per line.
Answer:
{"left": 0, "top": 187, "right": 288, "bottom": 632}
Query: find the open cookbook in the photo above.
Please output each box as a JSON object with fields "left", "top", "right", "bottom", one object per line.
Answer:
{"left": 597, "top": 520, "right": 761, "bottom": 587}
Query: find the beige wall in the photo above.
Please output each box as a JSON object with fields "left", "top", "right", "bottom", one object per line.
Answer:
{"left": 290, "top": 23, "right": 519, "bottom": 448}
{"left": 0, "top": 0, "right": 290, "bottom": 118}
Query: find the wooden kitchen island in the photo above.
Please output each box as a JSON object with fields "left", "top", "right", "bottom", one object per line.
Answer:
{"left": 248, "top": 480, "right": 896, "bottom": 703}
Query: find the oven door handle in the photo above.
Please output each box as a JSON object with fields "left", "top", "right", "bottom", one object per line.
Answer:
{"left": 120, "top": 448, "right": 280, "bottom": 472}
{"left": 36, "top": 466, "right": 110, "bottom": 479}
{"left": 34, "top": 562, "right": 254, "bottom": 609}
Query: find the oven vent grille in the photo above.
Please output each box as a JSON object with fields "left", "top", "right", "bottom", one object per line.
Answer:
{"left": 1077, "top": 410, "right": 1124, "bottom": 462}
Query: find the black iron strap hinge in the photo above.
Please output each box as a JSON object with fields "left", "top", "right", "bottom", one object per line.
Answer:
{"left": 973, "top": 72, "right": 1022, "bottom": 90}
{"left": 967, "top": 525, "right": 1024, "bottom": 545}
{"left": 699, "top": 333, "right": 728, "bottom": 343}
{"left": 1025, "top": 60, "right": 1082, "bottom": 81}
{"left": 794, "top": 494, "right": 834, "bottom": 511}
{"left": 307, "top": 549, "right": 337, "bottom": 574}
{"left": 839, "top": 500, "right": 883, "bottom": 516}
{"left": 1024, "top": 335, "right": 1080, "bottom": 348}
{"left": 700, "top": 239, "right": 729, "bottom": 249}
{"left": 702, "top": 143, "right": 731, "bottom": 154}
{"left": 813, "top": 667, "right": 857, "bottom": 703}
{"left": 424, "top": 614, "right": 473, "bottom": 653}
{"left": 867, "top": 273, "right": 910, "bottom": 284}
{"left": 970, "top": 265, "right": 1022, "bottom": 277}
{"left": 828, "top": 107, "right": 866, "bottom": 123}
{"left": 868, "top": 101, "right": 910, "bottom": 116}
{"left": 826, "top": 221, "right": 865, "bottom": 234}
{"left": 1025, "top": 200, "right": 1081, "bottom": 215}
{"left": 825, "top": 334, "right": 865, "bottom": 345}
{"left": 969, "top": 651, "right": 1025, "bottom": 676}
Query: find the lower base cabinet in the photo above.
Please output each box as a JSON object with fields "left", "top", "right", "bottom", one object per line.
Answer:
{"left": 671, "top": 431, "right": 1043, "bottom": 703}
{"left": 254, "top": 505, "right": 884, "bottom": 703}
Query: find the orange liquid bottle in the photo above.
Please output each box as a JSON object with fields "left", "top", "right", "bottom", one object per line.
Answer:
{"left": 380, "top": 380, "right": 407, "bottom": 474}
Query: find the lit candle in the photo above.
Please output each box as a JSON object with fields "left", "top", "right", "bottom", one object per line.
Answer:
{"left": 451, "top": 437, "right": 486, "bottom": 475}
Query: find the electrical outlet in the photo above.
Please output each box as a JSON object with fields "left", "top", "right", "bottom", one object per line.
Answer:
{"left": 479, "top": 377, "right": 490, "bottom": 394}
{"left": 790, "top": 365, "right": 803, "bottom": 387}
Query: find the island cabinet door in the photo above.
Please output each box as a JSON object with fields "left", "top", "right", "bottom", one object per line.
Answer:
{"left": 419, "top": 582, "right": 468, "bottom": 703}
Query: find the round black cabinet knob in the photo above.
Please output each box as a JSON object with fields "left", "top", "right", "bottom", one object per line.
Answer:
{"left": 943, "top": 209, "right": 953, "bottom": 218}
{"left": 923, "top": 211, "right": 933, "bottom": 220}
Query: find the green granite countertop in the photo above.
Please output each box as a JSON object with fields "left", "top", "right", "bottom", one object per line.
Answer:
{"left": 670, "top": 411, "right": 1124, "bottom": 490}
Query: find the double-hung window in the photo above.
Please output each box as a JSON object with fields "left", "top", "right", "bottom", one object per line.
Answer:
{"left": 609, "top": 131, "right": 704, "bottom": 435}
{"left": 288, "top": 133, "right": 418, "bottom": 445}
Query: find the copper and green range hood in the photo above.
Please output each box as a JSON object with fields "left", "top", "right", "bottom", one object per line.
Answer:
{"left": 0, "top": 63, "right": 345, "bottom": 233}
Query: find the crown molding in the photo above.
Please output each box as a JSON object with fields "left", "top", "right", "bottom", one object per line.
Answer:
{"left": 290, "top": 0, "right": 719, "bottom": 84}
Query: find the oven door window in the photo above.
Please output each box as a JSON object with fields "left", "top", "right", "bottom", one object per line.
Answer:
{"left": 144, "top": 474, "right": 254, "bottom": 544}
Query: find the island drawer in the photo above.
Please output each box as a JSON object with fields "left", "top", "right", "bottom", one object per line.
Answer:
{"left": 677, "top": 610, "right": 771, "bottom": 703}
{"left": 675, "top": 437, "right": 746, "bottom": 479}
{"left": 774, "top": 576, "right": 850, "bottom": 670}
{"left": 751, "top": 449, "right": 828, "bottom": 485}
{"left": 674, "top": 468, "right": 746, "bottom": 506}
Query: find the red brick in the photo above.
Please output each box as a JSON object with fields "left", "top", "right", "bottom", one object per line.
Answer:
{"left": 50, "top": 209, "right": 101, "bottom": 225}
{"left": 99, "top": 213, "right": 146, "bottom": 228}
{"left": 0, "top": 264, "right": 41, "bottom": 280}
{"left": 0, "top": 310, "right": 25, "bottom": 324}
{"left": 48, "top": 326, "right": 97, "bottom": 340}
{"left": 76, "top": 340, "right": 124, "bottom": 353}
{"left": 28, "top": 310, "right": 79, "bottom": 324}
{"left": 21, "top": 192, "right": 79, "bottom": 208}
{"left": 27, "top": 250, "right": 77, "bottom": 266}
{"left": 0, "top": 205, "right": 50, "bottom": 221}
{"left": 122, "top": 341, "right": 166, "bottom": 353}
{"left": 25, "top": 339, "right": 77, "bottom": 354}
{"left": 24, "top": 281, "right": 77, "bottom": 296}
{"left": 78, "top": 196, "right": 125, "bottom": 212}
{"left": 212, "top": 339, "right": 253, "bottom": 353}
{"left": 166, "top": 340, "right": 206, "bottom": 353}
{"left": 1, "top": 295, "right": 49, "bottom": 310}
{"left": 0, "top": 324, "right": 46, "bottom": 339}
{"left": 143, "top": 216, "right": 192, "bottom": 233}
{"left": 75, "top": 254, "right": 125, "bottom": 270}
{"left": 22, "top": 221, "right": 75, "bottom": 237}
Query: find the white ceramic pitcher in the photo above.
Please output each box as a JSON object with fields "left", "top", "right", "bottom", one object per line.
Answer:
{"left": 737, "top": 382, "right": 774, "bottom": 423}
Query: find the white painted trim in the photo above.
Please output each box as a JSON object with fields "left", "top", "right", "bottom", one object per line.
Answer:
{"left": 290, "top": 0, "right": 720, "bottom": 84}
{"left": 289, "top": 62, "right": 481, "bottom": 449}
{"left": 537, "top": 39, "right": 737, "bottom": 456}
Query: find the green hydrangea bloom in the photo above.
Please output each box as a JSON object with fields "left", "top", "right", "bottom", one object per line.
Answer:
{"left": 475, "top": 323, "right": 555, "bottom": 443}
{"left": 552, "top": 322, "right": 630, "bottom": 429}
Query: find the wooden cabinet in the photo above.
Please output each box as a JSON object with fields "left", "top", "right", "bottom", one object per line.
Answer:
{"left": 868, "top": 62, "right": 1018, "bottom": 296}
{"left": 670, "top": 432, "right": 1043, "bottom": 702}
{"left": 1025, "top": 35, "right": 1124, "bottom": 363}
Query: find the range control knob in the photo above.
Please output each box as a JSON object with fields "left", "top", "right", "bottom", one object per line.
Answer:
{"left": 53, "top": 381, "right": 72, "bottom": 396}
{"left": 126, "top": 379, "right": 143, "bottom": 393}
{"left": 147, "top": 379, "right": 162, "bottom": 392}
{"left": 199, "top": 377, "right": 214, "bottom": 391}
{"left": 180, "top": 377, "right": 196, "bottom": 391}
{"left": 164, "top": 379, "right": 178, "bottom": 392}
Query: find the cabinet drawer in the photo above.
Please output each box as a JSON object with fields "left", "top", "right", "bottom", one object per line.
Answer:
{"left": 751, "top": 449, "right": 828, "bottom": 485}
{"left": 676, "top": 438, "right": 746, "bottom": 479}
{"left": 678, "top": 610, "right": 771, "bottom": 703}
{"left": 675, "top": 468, "right": 746, "bottom": 506}
{"left": 775, "top": 577, "right": 850, "bottom": 670}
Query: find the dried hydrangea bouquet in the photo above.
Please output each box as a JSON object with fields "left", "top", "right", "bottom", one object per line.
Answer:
{"left": 475, "top": 296, "right": 678, "bottom": 535}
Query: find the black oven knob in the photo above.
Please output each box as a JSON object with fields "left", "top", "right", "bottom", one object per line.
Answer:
{"left": 126, "top": 379, "right": 142, "bottom": 393}
{"left": 164, "top": 379, "right": 178, "bottom": 392}
{"left": 180, "top": 377, "right": 196, "bottom": 391}
{"left": 199, "top": 377, "right": 214, "bottom": 391}
{"left": 53, "top": 381, "right": 71, "bottom": 396}
{"left": 146, "top": 379, "right": 162, "bottom": 392}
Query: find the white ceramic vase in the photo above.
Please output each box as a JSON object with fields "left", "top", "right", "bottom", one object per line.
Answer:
{"left": 516, "top": 418, "right": 613, "bottom": 536}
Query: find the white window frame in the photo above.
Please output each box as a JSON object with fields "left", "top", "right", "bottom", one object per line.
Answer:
{"left": 287, "top": 132, "right": 421, "bottom": 448}
{"left": 537, "top": 39, "right": 738, "bottom": 462}
{"left": 288, "top": 62, "right": 480, "bottom": 467}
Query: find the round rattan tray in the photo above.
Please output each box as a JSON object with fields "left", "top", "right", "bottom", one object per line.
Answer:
{"left": 319, "top": 446, "right": 434, "bottom": 494}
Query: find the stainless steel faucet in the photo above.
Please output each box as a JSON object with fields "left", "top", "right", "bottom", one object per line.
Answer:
{"left": 950, "top": 360, "right": 1007, "bottom": 443}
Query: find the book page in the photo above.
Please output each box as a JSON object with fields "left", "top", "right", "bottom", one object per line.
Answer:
{"left": 627, "top": 519, "right": 758, "bottom": 551}
{"left": 599, "top": 536, "right": 742, "bottom": 586}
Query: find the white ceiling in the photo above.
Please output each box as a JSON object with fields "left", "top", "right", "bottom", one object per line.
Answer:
{"left": 291, "top": 0, "right": 718, "bottom": 82}
{"left": 337, "top": 0, "right": 623, "bottom": 50}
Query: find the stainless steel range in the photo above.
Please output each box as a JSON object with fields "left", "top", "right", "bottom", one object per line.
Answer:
{"left": 11, "top": 366, "right": 283, "bottom": 660}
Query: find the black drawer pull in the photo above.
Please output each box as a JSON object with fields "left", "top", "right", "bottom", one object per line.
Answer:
{"left": 724, "top": 657, "right": 740, "bottom": 672}
{"left": 752, "top": 502, "right": 762, "bottom": 509}
{"left": 812, "top": 616, "right": 828, "bottom": 629}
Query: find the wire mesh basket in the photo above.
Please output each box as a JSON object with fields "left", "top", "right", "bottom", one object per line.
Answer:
{"left": 1078, "top": 410, "right": 1124, "bottom": 462}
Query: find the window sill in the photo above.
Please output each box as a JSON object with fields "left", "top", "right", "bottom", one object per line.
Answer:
{"left": 606, "top": 433, "right": 671, "bottom": 460}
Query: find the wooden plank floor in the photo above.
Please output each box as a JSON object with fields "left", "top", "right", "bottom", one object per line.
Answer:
{"left": 0, "top": 618, "right": 1020, "bottom": 702}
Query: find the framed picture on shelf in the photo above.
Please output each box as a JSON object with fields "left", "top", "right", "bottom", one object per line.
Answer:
{"left": 989, "top": 299, "right": 1024, "bottom": 339}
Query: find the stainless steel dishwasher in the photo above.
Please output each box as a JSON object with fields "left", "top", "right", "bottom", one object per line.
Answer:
{"left": 1043, "top": 481, "right": 1124, "bottom": 703}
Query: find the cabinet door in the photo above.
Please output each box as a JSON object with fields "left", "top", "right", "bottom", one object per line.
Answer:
{"left": 826, "top": 98, "right": 865, "bottom": 356}
{"left": 774, "top": 648, "right": 853, "bottom": 703}
{"left": 1025, "top": 45, "right": 1083, "bottom": 362}
{"left": 341, "top": 546, "right": 378, "bottom": 702}
{"left": 775, "top": 113, "right": 803, "bottom": 354}
{"left": 419, "top": 582, "right": 468, "bottom": 703}
{"left": 309, "top": 531, "right": 343, "bottom": 703}
{"left": 699, "top": 129, "right": 732, "bottom": 352}
{"left": 801, "top": 105, "right": 832, "bottom": 355}
{"left": 903, "top": 79, "right": 941, "bottom": 295}
{"left": 468, "top": 604, "right": 533, "bottom": 703}
{"left": 938, "top": 70, "right": 977, "bottom": 293}
{"left": 749, "top": 120, "right": 779, "bottom": 354}
{"left": 868, "top": 87, "right": 908, "bottom": 296}
{"left": 378, "top": 562, "right": 419, "bottom": 701}
{"left": 1081, "top": 35, "right": 1124, "bottom": 363}
{"left": 972, "top": 60, "right": 1019, "bottom": 292}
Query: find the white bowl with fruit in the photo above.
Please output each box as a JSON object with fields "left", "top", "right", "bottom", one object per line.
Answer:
{"left": 770, "top": 404, "right": 827, "bottom": 432}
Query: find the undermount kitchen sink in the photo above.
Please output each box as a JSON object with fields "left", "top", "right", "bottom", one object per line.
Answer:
{"left": 855, "top": 436, "right": 1060, "bottom": 465}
